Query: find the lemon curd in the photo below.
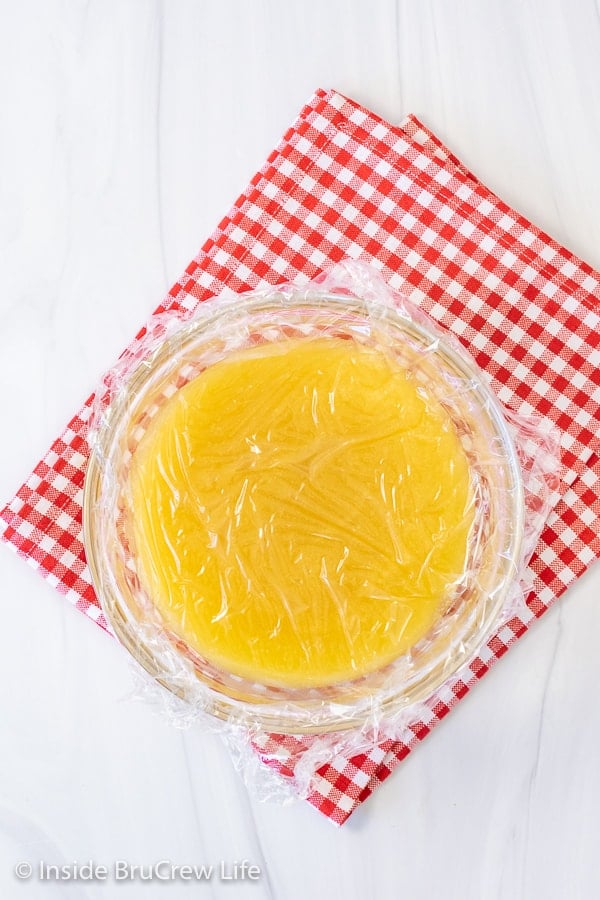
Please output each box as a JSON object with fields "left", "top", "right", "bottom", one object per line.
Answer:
{"left": 128, "top": 337, "right": 475, "bottom": 688}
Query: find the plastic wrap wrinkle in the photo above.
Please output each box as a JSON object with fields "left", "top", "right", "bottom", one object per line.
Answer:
{"left": 84, "top": 261, "right": 559, "bottom": 803}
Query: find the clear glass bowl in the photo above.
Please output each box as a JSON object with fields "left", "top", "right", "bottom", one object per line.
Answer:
{"left": 83, "top": 288, "right": 524, "bottom": 734}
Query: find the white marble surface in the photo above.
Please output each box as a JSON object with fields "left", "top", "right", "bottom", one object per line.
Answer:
{"left": 2, "top": 1, "right": 600, "bottom": 897}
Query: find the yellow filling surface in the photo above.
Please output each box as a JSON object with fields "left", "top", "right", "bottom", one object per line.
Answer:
{"left": 129, "top": 337, "right": 474, "bottom": 687}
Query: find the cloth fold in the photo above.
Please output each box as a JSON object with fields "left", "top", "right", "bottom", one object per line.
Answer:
{"left": 3, "top": 88, "right": 600, "bottom": 825}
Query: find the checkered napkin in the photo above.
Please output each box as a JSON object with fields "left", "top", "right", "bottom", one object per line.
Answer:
{"left": 3, "top": 88, "right": 600, "bottom": 825}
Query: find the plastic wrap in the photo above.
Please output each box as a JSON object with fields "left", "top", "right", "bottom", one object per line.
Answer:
{"left": 84, "top": 261, "right": 559, "bottom": 799}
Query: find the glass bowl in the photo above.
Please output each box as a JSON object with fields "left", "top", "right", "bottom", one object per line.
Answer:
{"left": 83, "top": 287, "right": 524, "bottom": 734}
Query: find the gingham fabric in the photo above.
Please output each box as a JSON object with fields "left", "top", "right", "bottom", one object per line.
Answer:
{"left": 3, "top": 89, "right": 600, "bottom": 826}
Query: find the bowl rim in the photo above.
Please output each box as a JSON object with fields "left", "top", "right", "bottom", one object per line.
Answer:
{"left": 83, "top": 288, "right": 525, "bottom": 734}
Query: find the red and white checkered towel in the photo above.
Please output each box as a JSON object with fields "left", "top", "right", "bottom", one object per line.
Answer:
{"left": 3, "top": 89, "right": 600, "bottom": 825}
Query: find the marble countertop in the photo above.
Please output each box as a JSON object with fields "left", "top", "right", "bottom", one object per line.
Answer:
{"left": 2, "top": 2, "right": 600, "bottom": 898}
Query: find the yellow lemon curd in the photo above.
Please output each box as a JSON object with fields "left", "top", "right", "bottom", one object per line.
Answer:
{"left": 128, "top": 337, "right": 474, "bottom": 688}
